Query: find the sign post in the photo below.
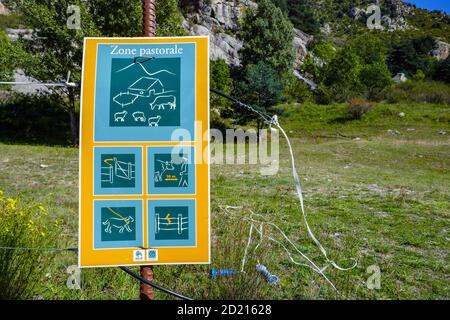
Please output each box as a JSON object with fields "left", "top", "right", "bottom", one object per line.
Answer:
{"left": 141, "top": 0, "right": 156, "bottom": 300}
{"left": 78, "top": 36, "right": 210, "bottom": 275}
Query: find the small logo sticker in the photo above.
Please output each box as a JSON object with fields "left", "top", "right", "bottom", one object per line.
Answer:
{"left": 146, "top": 249, "right": 158, "bottom": 261}
{"left": 133, "top": 249, "right": 145, "bottom": 262}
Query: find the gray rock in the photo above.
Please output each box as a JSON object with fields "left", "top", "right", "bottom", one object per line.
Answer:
{"left": 393, "top": 73, "right": 408, "bottom": 83}
{"left": 431, "top": 40, "right": 450, "bottom": 61}
{"left": 349, "top": 7, "right": 366, "bottom": 20}
{"left": 184, "top": 0, "right": 254, "bottom": 66}
{"left": 320, "top": 23, "right": 332, "bottom": 36}
{"left": 0, "top": 1, "right": 9, "bottom": 15}
{"left": 293, "top": 28, "right": 312, "bottom": 68}
{"left": 184, "top": 0, "right": 313, "bottom": 78}
{"left": 12, "top": 69, "right": 49, "bottom": 94}
{"left": 293, "top": 70, "right": 317, "bottom": 90}
{"left": 6, "top": 28, "right": 33, "bottom": 41}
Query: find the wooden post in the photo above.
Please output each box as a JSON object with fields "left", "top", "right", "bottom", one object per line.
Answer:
{"left": 140, "top": 0, "right": 156, "bottom": 301}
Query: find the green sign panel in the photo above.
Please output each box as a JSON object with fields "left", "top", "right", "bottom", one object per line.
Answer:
{"left": 101, "top": 206, "right": 136, "bottom": 242}
{"left": 109, "top": 57, "right": 181, "bottom": 127}
{"left": 100, "top": 154, "right": 136, "bottom": 188}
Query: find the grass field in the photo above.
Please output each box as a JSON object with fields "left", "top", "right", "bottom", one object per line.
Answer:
{"left": 0, "top": 102, "right": 449, "bottom": 300}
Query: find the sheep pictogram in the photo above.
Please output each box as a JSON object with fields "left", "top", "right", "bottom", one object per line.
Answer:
{"left": 148, "top": 115, "right": 162, "bottom": 127}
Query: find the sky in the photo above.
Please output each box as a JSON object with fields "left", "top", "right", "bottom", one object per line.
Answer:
{"left": 404, "top": 0, "right": 450, "bottom": 13}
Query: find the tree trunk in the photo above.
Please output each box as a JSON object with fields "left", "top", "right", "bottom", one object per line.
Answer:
{"left": 68, "top": 87, "right": 79, "bottom": 146}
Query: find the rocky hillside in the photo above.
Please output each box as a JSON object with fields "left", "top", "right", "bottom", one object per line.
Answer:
{"left": 182, "top": 0, "right": 311, "bottom": 68}
{"left": 181, "top": 0, "right": 449, "bottom": 79}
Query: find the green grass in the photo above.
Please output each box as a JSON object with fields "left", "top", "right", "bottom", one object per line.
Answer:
{"left": 0, "top": 102, "right": 449, "bottom": 300}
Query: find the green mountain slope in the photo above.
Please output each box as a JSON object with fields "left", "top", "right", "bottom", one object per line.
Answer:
{"left": 273, "top": 0, "right": 449, "bottom": 42}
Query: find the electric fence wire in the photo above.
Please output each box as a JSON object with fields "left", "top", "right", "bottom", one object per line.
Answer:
{"left": 0, "top": 71, "right": 79, "bottom": 87}
{"left": 213, "top": 90, "right": 358, "bottom": 291}
{"left": 0, "top": 246, "right": 77, "bottom": 251}
{"left": 0, "top": 246, "right": 193, "bottom": 300}
{"left": 119, "top": 266, "right": 193, "bottom": 300}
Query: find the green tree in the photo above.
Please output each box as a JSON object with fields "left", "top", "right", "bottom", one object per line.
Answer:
{"left": 388, "top": 36, "right": 438, "bottom": 78}
{"left": 0, "top": 30, "right": 24, "bottom": 87}
{"left": 283, "top": 74, "right": 311, "bottom": 103}
{"left": 413, "top": 70, "right": 426, "bottom": 81}
{"left": 210, "top": 59, "right": 233, "bottom": 131}
{"left": 238, "top": 61, "right": 284, "bottom": 138}
{"left": 155, "top": 0, "right": 186, "bottom": 36}
{"left": 347, "top": 34, "right": 392, "bottom": 99}
{"left": 349, "top": 34, "right": 388, "bottom": 65}
{"left": 434, "top": 56, "right": 450, "bottom": 83}
{"left": 323, "top": 46, "right": 362, "bottom": 100}
{"left": 301, "top": 41, "right": 336, "bottom": 81}
{"left": 286, "top": 0, "right": 320, "bottom": 35}
{"left": 271, "top": 0, "right": 288, "bottom": 14}
{"left": 88, "top": 0, "right": 142, "bottom": 37}
{"left": 311, "top": 41, "right": 336, "bottom": 64}
{"left": 272, "top": 0, "right": 320, "bottom": 35}
{"left": 359, "top": 62, "right": 392, "bottom": 99}
{"left": 4, "top": 0, "right": 185, "bottom": 144}
{"left": 5, "top": 0, "right": 102, "bottom": 144}
{"left": 240, "top": 0, "right": 294, "bottom": 75}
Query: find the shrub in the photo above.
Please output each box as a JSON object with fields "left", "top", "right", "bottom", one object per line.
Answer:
{"left": 388, "top": 36, "right": 438, "bottom": 78}
{"left": 384, "top": 80, "right": 450, "bottom": 104}
{"left": 434, "top": 56, "right": 450, "bottom": 84}
{"left": 210, "top": 110, "right": 233, "bottom": 135}
{"left": 283, "top": 76, "right": 312, "bottom": 103}
{"left": 346, "top": 98, "right": 373, "bottom": 120}
{"left": 0, "top": 92, "right": 72, "bottom": 145}
{"left": 413, "top": 70, "right": 426, "bottom": 81}
{"left": 314, "top": 84, "right": 332, "bottom": 105}
{"left": 0, "top": 191, "right": 60, "bottom": 299}
{"left": 359, "top": 62, "right": 393, "bottom": 100}
{"left": 210, "top": 59, "right": 233, "bottom": 120}
{"left": 0, "top": 30, "right": 22, "bottom": 86}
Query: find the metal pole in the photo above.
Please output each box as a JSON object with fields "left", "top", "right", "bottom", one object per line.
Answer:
{"left": 140, "top": 0, "right": 156, "bottom": 301}
{"left": 143, "top": 0, "right": 156, "bottom": 37}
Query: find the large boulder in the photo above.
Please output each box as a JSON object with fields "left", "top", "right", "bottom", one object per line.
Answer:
{"left": 393, "top": 73, "right": 408, "bottom": 83}
{"left": 431, "top": 40, "right": 450, "bottom": 61}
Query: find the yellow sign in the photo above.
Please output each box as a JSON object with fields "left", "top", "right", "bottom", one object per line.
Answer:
{"left": 78, "top": 37, "right": 210, "bottom": 267}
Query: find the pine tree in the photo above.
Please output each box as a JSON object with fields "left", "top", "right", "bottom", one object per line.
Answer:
{"left": 240, "top": 0, "right": 295, "bottom": 75}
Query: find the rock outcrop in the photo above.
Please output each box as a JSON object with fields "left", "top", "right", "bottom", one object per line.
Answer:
{"left": 182, "top": 0, "right": 312, "bottom": 83}
{"left": 0, "top": 1, "right": 9, "bottom": 15}
{"left": 293, "top": 28, "right": 312, "bottom": 69}
{"left": 431, "top": 40, "right": 450, "bottom": 61}
{"left": 347, "top": 0, "right": 415, "bottom": 31}
{"left": 183, "top": 0, "right": 256, "bottom": 66}
{"left": 393, "top": 72, "right": 408, "bottom": 83}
